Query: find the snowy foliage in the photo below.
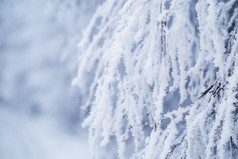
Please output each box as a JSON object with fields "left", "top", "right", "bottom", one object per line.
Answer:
{"left": 74, "top": 0, "right": 238, "bottom": 158}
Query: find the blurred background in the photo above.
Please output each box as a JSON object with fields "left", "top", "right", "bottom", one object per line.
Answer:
{"left": 0, "top": 0, "right": 102, "bottom": 158}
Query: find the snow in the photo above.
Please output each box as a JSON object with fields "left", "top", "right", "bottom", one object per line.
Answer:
{"left": 74, "top": 0, "right": 238, "bottom": 158}
{"left": 0, "top": 0, "right": 237, "bottom": 158}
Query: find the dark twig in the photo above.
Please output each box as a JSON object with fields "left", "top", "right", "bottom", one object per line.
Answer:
{"left": 198, "top": 84, "right": 214, "bottom": 99}
{"left": 165, "top": 134, "right": 186, "bottom": 159}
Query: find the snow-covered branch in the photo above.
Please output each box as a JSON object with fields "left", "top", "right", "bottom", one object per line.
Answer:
{"left": 74, "top": 0, "right": 238, "bottom": 158}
